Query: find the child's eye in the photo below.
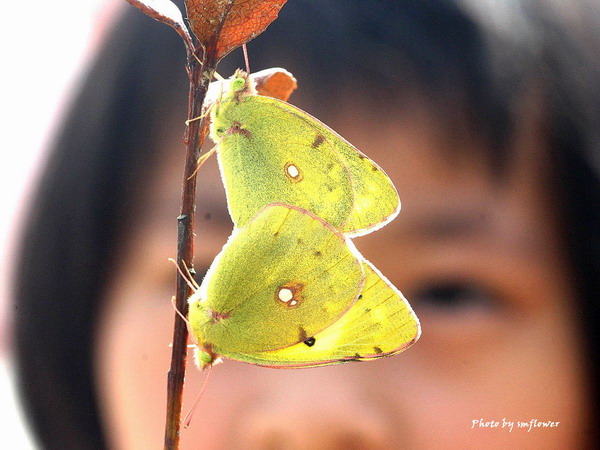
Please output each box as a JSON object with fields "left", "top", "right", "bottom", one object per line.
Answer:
{"left": 409, "top": 280, "right": 499, "bottom": 314}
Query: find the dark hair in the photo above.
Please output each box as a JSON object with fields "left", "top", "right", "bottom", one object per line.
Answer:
{"left": 14, "top": 0, "right": 600, "bottom": 448}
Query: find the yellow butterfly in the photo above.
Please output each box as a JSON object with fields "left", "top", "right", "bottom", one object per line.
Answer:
{"left": 188, "top": 203, "right": 420, "bottom": 369}
{"left": 208, "top": 70, "right": 400, "bottom": 237}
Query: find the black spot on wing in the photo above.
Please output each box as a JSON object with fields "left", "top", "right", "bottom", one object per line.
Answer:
{"left": 312, "top": 134, "right": 325, "bottom": 149}
{"left": 303, "top": 337, "right": 316, "bottom": 347}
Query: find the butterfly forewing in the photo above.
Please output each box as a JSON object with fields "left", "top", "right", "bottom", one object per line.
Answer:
{"left": 236, "top": 259, "right": 420, "bottom": 367}
{"left": 210, "top": 72, "right": 400, "bottom": 236}
{"left": 264, "top": 98, "right": 401, "bottom": 236}
{"left": 213, "top": 95, "right": 354, "bottom": 230}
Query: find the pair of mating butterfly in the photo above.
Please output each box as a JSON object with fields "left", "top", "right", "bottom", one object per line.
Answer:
{"left": 187, "top": 70, "right": 421, "bottom": 370}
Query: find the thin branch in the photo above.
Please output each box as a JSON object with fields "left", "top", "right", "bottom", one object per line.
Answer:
{"left": 163, "top": 48, "right": 218, "bottom": 450}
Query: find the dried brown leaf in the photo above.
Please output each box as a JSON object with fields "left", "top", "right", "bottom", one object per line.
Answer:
{"left": 253, "top": 68, "right": 298, "bottom": 101}
{"left": 125, "top": 0, "right": 194, "bottom": 51}
{"left": 185, "top": 0, "right": 287, "bottom": 60}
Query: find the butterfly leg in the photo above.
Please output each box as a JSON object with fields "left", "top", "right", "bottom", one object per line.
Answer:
{"left": 188, "top": 145, "right": 217, "bottom": 179}
{"left": 185, "top": 110, "right": 210, "bottom": 127}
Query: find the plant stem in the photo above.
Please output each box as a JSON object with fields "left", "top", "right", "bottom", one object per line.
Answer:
{"left": 163, "top": 50, "right": 218, "bottom": 450}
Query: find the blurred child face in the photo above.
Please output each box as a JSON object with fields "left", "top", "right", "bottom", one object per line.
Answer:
{"left": 95, "top": 96, "right": 589, "bottom": 449}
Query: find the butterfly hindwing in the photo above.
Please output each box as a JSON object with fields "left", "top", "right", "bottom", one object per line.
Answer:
{"left": 331, "top": 133, "right": 401, "bottom": 236}
{"left": 188, "top": 204, "right": 365, "bottom": 358}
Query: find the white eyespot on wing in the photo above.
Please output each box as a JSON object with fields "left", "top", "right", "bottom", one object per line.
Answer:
{"left": 276, "top": 282, "right": 304, "bottom": 307}
{"left": 284, "top": 162, "right": 303, "bottom": 182}
{"left": 278, "top": 287, "right": 294, "bottom": 303}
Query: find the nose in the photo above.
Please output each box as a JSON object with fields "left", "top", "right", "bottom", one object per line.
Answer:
{"left": 226, "top": 370, "right": 391, "bottom": 450}
{"left": 235, "top": 410, "right": 390, "bottom": 450}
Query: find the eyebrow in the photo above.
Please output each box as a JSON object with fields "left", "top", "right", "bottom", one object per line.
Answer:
{"left": 405, "top": 208, "right": 491, "bottom": 241}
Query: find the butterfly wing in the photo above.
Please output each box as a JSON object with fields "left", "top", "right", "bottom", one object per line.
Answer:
{"left": 212, "top": 95, "right": 354, "bottom": 232}
{"left": 330, "top": 128, "right": 401, "bottom": 237}
{"left": 211, "top": 90, "right": 399, "bottom": 236}
{"left": 188, "top": 203, "right": 365, "bottom": 359}
{"left": 237, "top": 259, "right": 421, "bottom": 368}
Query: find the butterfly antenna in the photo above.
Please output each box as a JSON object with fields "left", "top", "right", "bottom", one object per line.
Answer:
{"left": 168, "top": 259, "right": 203, "bottom": 346}
{"left": 168, "top": 342, "right": 197, "bottom": 350}
{"left": 216, "top": 75, "right": 225, "bottom": 106}
{"left": 242, "top": 43, "right": 250, "bottom": 74}
{"left": 192, "top": 51, "right": 202, "bottom": 66}
{"left": 184, "top": 366, "right": 213, "bottom": 428}
{"left": 184, "top": 107, "right": 211, "bottom": 127}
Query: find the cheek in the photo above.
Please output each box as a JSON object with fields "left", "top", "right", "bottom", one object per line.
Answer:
{"left": 96, "top": 278, "right": 260, "bottom": 449}
{"left": 388, "top": 323, "right": 586, "bottom": 447}
{"left": 354, "top": 230, "right": 589, "bottom": 448}
{"left": 95, "top": 276, "right": 173, "bottom": 449}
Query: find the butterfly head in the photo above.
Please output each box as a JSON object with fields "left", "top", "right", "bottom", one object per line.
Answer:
{"left": 195, "top": 343, "right": 221, "bottom": 370}
{"left": 230, "top": 69, "right": 257, "bottom": 103}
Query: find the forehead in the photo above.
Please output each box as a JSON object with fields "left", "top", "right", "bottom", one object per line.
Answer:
{"left": 330, "top": 94, "right": 557, "bottom": 267}
{"left": 145, "top": 89, "right": 553, "bottom": 271}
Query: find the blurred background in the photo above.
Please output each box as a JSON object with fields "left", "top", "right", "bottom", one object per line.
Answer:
{"left": 0, "top": 1, "right": 121, "bottom": 447}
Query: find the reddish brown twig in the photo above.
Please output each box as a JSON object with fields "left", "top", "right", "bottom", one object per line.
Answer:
{"left": 164, "top": 47, "right": 218, "bottom": 449}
